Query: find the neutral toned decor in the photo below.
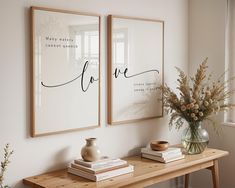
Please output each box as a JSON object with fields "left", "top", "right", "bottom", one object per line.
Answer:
{"left": 161, "top": 58, "right": 235, "bottom": 154}
{"left": 68, "top": 157, "right": 132, "bottom": 181}
{"left": 107, "top": 15, "right": 164, "bottom": 125}
{"left": 0, "top": 144, "right": 13, "bottom": 188}
{"left": 181, "top": 121, "right": 209, "bottom": 154}
{"left": 30, "top": 7, "right": 101, "bottom": 137}
{"left": 141, "top": 147, "right": 184, "bottom": 163}
{"left": 150, "top": 140, "right": 169, "bottom": 151}
{"left": 81, "top": 138, "right": 101, "bottom": 162}
{"left": 23, "top": 148, "right": 228, "bottom": 188}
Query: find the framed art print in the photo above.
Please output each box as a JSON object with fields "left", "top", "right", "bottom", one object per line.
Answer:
{"left": 107, "top": 15, "right": 164, "bottom": 125}
{"left": 31, "top": 7, "right": 100, "bottom": 136}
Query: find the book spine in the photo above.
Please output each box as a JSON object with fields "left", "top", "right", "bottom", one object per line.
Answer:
{"left": 95, "top": 165, "right": 134, "bottom": 181}
{"left": 71, "top": 163, "right": 95, "bottom": 174}
{"left": 141, "top": 148, "right": 181, "bottom": 157}
{"left": 95, "top": 163, "right": 129, "bottom": 174}
{"left": 74, "top": 159, "right": 122, "bottom": 168}
{"left": 92, "top": 160, "right": 127, "bottom": 169}
{"left": 142, "top": 153, "right": 165, "bottom": 163}
{"left": 142, "top": 153, "right": 185, "bottom": 163}
{"left": 68, "top": 167, "right": 96, "bottom": 181}
{"left": 143, "top": 152, "right": 183, "bottom": 160}
{"left": 68, "top": 165, "right": 134, "bottom": 182}
{"left": 71, "top": 162, "right": 129, "bottom": 174}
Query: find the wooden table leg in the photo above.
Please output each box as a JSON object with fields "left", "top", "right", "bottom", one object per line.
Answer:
{"left": 211, "top": 160, "right": 219, "bottom": 188}
{"left": 184, "top": 174, "right": 189, "bottom": 188}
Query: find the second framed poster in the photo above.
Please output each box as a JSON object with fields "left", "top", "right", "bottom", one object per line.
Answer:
{"left": 107, "top": 15, "right": 164, "bottom": 125}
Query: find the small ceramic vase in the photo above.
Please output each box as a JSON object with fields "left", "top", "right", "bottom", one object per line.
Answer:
{"left": 81, "top": 138, "right": 101, "bottom": 162}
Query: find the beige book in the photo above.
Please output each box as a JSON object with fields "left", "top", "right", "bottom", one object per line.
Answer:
{"left": 71, "top": 162, "right": 129, "bottom": 174}
{"left": 68, "top": 165, "right": 134, "bottom": 182}
{"left": 142, "top": 153, "right": 185, "bottom": 163}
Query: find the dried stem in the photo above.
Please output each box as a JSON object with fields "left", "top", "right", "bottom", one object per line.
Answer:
{"left": 0, "top": 144, "right": 13, "bottom": 188}
{"left": 161, "top": 58, "right": 235, "bottom": 132}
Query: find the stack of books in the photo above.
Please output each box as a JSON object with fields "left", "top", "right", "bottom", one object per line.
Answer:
{"left": 68, "top": 157, "right": 134, "bottom": 181}
{"left": 141, "top": 147, "right": 184, "bottom": 163}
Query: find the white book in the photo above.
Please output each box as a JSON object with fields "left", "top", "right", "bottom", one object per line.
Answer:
{"left": 68, "top": 165, "right": 134, "bottom": 181}
{"left": 71, "top": 162, "right": 128, "bottom": 174}
{"left": 141, "top": 152, "right": 183, "bottom": 161}
{"left": 141, "top": 147, "right": 182, "bottom": 157}
{"left": 74, "top": 158, "right": 126, "bottom": 168}
{"left": 142, "top": 153, "right": 185, "bottom": 163}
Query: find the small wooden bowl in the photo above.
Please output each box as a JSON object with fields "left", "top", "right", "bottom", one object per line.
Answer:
{"left": 150, "top": 141, "right": 169, "bottom": 151}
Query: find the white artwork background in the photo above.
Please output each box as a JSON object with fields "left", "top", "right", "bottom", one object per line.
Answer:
{"left": 33, "top": 9, "right": 100, "bottom": 134}
{"left": 112, "top": 18, "right": 163, "bottom": 123}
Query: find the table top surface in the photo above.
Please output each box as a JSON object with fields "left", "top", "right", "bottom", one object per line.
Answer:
{"left": 23, "top": 148, "right": 228, "bottom": 188}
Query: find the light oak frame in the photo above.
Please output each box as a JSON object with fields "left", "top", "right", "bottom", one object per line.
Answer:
{"left": 30, "top": 6, "right": 101, "bottom": 137}
{"left": 107, "top": 15, "right": 164, "bottom": 125}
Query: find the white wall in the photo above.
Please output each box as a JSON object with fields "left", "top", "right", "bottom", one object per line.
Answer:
{"left": 0, "top": 0, "right": 188, "bottom": 188}
{"left": 189, "top": 0, "right": 235, "bottom": 188}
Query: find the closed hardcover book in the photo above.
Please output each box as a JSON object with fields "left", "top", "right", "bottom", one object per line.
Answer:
{"left": 142, "top": 153, "right": 185, "bottom": 163}
{"left": 74, "top": 158, "right": 124, "bottom": 168}
{"left": 141, "top": 152, "right": 183, "bottom": 161}
{"left": 71, "top": 162, "right": 129, "bottom": 174}
{"left": 141, "top": 147, "right": 182, "bottom": 157}
{"left": 68, "top": 165, "right": 134, "bottom": 181}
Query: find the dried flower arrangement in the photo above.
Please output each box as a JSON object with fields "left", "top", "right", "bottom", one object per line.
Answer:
{"left": 161, "top": 58, "right": 235, "bottom": 131}
{"left": 0, "top": 144, "right": 13, "bottom": 188}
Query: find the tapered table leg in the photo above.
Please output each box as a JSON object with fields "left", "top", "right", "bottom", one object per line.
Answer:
{"left": 184, "top": 174, "right": 189, "bottom": 188}
{"left": 211, "top": 160, "right": 219, "bottom": 188}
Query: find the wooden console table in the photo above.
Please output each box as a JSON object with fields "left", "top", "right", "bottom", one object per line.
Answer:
{"left": 23, "top": 148, "right": 228, "bottom": 188}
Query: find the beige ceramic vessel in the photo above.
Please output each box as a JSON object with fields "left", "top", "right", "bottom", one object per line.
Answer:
{"left": 81, "top": 138, "right": 101, "bottom": 162}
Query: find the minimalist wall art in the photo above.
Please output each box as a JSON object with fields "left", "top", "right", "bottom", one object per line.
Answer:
{"left": 107, "top": 15, "right": 164, "bottom": 125}
{"left": 31, "top": 7, "right": 100, "bottom": 136}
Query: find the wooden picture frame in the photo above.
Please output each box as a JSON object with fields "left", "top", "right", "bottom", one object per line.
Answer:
{"left": 30, "top": 6, "right": 101, "bottom": 136}
{"left": 107, "top": 15, "right": 164, "bottom": 125}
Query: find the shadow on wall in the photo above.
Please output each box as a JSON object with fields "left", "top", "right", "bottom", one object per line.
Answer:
{"left": 46, "top": 146, "right": 71, "bottom": 171}
{"left": 13, "top": 146, "right": 71, "bottom": 188}
{"left": 128, "top": 146, "right": 142, "bottom": 156}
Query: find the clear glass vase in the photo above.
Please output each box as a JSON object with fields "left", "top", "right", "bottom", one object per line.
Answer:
{"left": 181, "top": 121, "right": 209, "bottom": 154}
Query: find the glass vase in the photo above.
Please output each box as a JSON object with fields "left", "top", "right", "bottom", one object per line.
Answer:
{"left": 181, "top": 121, "right": 209, "bottom": 154}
